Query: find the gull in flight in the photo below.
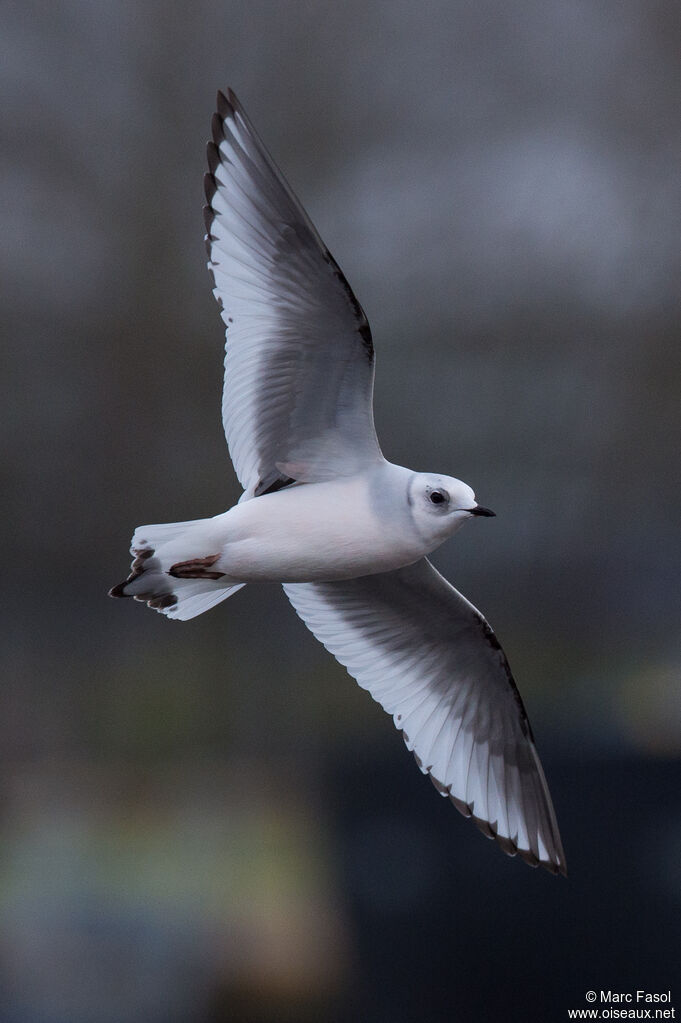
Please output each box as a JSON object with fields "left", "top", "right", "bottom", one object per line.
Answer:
{"left": 111, "top": 89, "right": 566, "bottom": 875}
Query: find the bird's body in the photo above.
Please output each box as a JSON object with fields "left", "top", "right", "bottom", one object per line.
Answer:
{"left": 123, "top": 465, "right": 478, "bottom": 593}
{"left": 111, "top": 89, "right": 567, "bottom": 875}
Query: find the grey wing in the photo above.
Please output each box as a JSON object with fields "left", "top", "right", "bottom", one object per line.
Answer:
{"left": 284, "top": 559, "right": 566, "bottom": 875}
{"left": 204, "top": 89, "right": 382, "bottom": 498}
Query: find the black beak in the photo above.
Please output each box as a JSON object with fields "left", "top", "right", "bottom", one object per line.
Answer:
{"left": 470, "top": 505, "right": 495, "bottom": 517}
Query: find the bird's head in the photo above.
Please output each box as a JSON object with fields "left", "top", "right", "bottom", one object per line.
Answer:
{"left": 408, "top": 472, "right": 495, "bottom": 546}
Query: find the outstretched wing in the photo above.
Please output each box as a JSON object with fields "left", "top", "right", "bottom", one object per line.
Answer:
{"left": 204, "top": 89, "right": 382, "bottom": 497}
{"left": 284, "top": 559, "right": 566, "bottom": 875}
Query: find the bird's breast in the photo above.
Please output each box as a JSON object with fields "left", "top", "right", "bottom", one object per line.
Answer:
{"left": 215, "top": 475, "right": 426, "bottom": 582}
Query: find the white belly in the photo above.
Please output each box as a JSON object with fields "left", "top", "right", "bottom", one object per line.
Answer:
{"left": 212, "top": 474, "right": 425, "bottom": 583}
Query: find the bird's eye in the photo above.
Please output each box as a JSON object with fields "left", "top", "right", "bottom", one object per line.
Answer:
{"left": 429, "top": 490, "right": 447, "bottom": 505}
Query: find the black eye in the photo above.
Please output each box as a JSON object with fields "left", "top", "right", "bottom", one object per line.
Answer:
{"left": 429, "top": 490, "right": 446, "bottom": 505}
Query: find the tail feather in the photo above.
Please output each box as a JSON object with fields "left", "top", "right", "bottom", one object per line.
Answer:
{"left": 109, "top": 518, "right": 244, "bottom": 620}
{"left": 165, "top": 582, "right": 244, "bottom": 621}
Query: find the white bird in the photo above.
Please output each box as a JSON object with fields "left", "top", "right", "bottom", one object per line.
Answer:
{"left": 111, "top": 89, "right": 566, "bottom": 876}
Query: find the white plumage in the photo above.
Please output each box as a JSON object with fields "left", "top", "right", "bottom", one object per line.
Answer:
{"left": 205, "top": 91, "right": 380, "bottom": 495}
{"left": 111, "top": 89, "right": 566, "bottom": 875}
{"left": 285, "top": 561, "right": 564, "bottom": 871}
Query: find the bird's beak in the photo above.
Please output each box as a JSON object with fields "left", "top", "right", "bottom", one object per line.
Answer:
{"left": 470, "top": 505, "right": 495, "bottom": 517}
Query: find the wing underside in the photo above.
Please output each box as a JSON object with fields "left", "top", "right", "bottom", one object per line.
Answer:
{"left": 285, "top": 558, "right": 566, "bottom": 875}
{"left": 204, "top": 89, "right": 382, "bottom": 497}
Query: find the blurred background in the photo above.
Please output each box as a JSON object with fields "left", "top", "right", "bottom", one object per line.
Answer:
{"left": 2, "top": 1, "right": 680, "bottom": 1020}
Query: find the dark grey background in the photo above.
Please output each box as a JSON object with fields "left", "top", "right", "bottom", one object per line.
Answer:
{"left": 2, "top": 2, "right": 680, "bottom": 1020}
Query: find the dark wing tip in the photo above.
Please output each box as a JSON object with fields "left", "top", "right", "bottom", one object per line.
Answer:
{"left": 206, "top": 140, "right": 221, "bottom": 176}
{"left": 517, "top": 847, "right": 540, "bottom": 868}
{"left": 203, "top": 203, "right": 216, "bottom": 237}
{"left": 426, "top": 768, "right": 566, "bottom": 877}
{"left": 489, "top": 819, "right": 566, "bottom": 877}
{"left": 501, "top": 835, "right": 567, "bottom": 877}
{"left": 543, "top": 857, "right": 565, "bottom": 877}
{"left": 495, "top": 833, "right": 519, "bottom": 858}
{"left": 494, "top": 829, "right": 566, "bottom": 877}
{"left": 211, "top": 111, "right": 224, "bottom": 145}
{"left": 109, "top": 582, "right": 128, "bottom": 598}
{"left": 448, "top": 792, "right": 473, "bottom": 819}
{"left": 471, "top": 814, "right": 496, "bottom": 840}
{"left": 217, "top": 88, "right": 234, "bottom": 120}
{"left": 204, "top": 171, "right": 218, "bottom": 205}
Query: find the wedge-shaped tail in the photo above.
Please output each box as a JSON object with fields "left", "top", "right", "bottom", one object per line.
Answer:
{"left": 109, "top": 518, "right": 244, "bottom": 621}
